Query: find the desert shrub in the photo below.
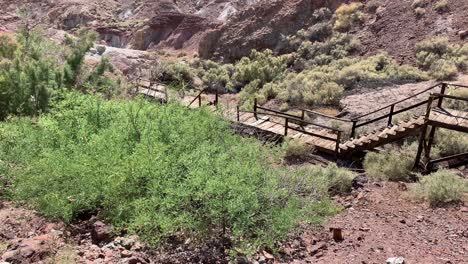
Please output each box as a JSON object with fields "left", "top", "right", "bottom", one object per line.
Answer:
{"left": 284, "top": 164, "right": 356, "bottom": 196}
{"left": 366, "top": 0, "right": 381, "bottom": 13}
{"left": 411, "top": 0, "right": 426, "bottom": 9}
{"left": 282, "top": 138, "right": 314, "bottom": 158}
{"left": 415, "top": 37, "right": 468, "bottom": 78}
{"left": 312, "top": 7, "right": 333, "bottom": 22}
{"left": 363, "top": 146, "right": 414, "bottom": 182}
{"left": 232, "top": 49, "right": 288, "bottom": 87}
{"left": 295, "top": 33, "right": 361, "bottom": 69}
{"left": 334, "top": 3, "right": 365, "bottom": 32}
{"left": 414, "top": 7, "right": 426, "bottom": 17}
{"left": 150, "top": 60, "right": 195, "bottom": 91}
{"left": 0, "top": 92, "right": 339, "bottom": 251}
{"left": 411, "top": 170, "right": 467, "bottom": 207}
{"left": 434, "top": 128, "right": 468, "bottom": 157}
{"left": 196, "top": 60, "right": 234, "bottom": 92}
{"left": 434, "top": 0, "right": 449, "bottom": 13}
{"left": 429, "top": 59, "right": 458, "bottom": 80}
{"left": 444, "top": 88, "right": 468, "bottom": 110}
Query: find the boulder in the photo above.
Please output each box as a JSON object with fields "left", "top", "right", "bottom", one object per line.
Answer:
{"left": 91, "top": 221, "right": 113, "bottom": 245}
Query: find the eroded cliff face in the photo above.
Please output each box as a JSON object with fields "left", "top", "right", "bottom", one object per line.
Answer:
{"left": 198, "top": 0, "right": 345, "bottom": 61}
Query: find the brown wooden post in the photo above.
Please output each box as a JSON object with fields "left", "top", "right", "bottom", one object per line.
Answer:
{"left": 198, "top": 94, "right": 201, "bottom": 107}
{"left": 236, "top": 106, "right": 240, "bottom": 122}
{"left": 414, "top": 95, "right": 435, "bottom": 169}
{"left": 388, "top": 104, "right": 395, "bottom": 127}
{"left": 253, "top": 98, "right": 258, "bottom": 119}
{"left": 350, "top": 120, "right": 357, "bottom": 139}
{"left": 438, "top": 83, "right": 447, "bottom": 108}
{"left": 301, "top": 109, "right": 305, "bottom": 120}
{"left": 284, "top": 118, "right": 288, "bottom": 136}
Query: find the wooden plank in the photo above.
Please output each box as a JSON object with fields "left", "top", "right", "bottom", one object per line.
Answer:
{"left": 250, "top": 116, "right": 269, "bottom": 127}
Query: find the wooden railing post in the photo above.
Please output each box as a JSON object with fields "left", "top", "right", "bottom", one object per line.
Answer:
{"left": 350, "top": 120, "right": 357, "bottom": 139}
{"left": 301, "top": 109, "right": 305, "bottom": 120}
{"left": 388, "top": 104, "right": 395, "bottom": 126}
{"left": 253, "top": 98, "right": 258, "bottom": 119}
{"left": 284, "top": 118, "right": 288, "bottom": 136}
{"left": 438, "top": 83, "right": 447, "bottom": 107}
{"left": 335, "top": 131, "right": 342, "bottom": 159}
{"left": 236, "top": 106, "right": 240, "bottom": 122}
{"left": 198, "top": 94, "right": 201, "bottom": 107}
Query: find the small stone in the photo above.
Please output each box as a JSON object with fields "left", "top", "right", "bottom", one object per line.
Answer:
{"left": 460, "top": 206, "right": 468, "bottom": 213}
{"left": 416, "top": 215, "right": 424, "bottom": 222}
{"left": 91, "top": 221, "right": 113, "bottom": 245}
{"left": 386, "top": 256, "right": 405, "bottom": 264}
{"left": 121, "top": 250, "right": 132, "bottom": 258}
{"left": 459, "top": 30, "right": 468, "bottom": 39}
{"left": 262, "top": 251, "right": 274, "bottom": 260}
{"left": 359, "top": 227, "right": 370, "bottom": 232}
{"left": 399, "top": 219, "right": 406, "bottom": 224}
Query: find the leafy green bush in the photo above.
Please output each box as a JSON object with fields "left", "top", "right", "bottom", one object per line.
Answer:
{"left": 0, "top": 92, "right": 339, "bottom": 251}
{"left": 363, "top": 147, "right": 414, "bottom": 182}
{"left": 434, "top": 0, "right": 449, "bottom": 13}
{"left": 334, "top": 3, "right": 365, "bottom": 32}
{"left": 411, "top": 170, "right": 467, "bottom": 207}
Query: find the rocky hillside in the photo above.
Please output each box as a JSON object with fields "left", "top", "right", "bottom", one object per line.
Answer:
{"left": 1, "top": 0, "right": 467, "bottom": 62}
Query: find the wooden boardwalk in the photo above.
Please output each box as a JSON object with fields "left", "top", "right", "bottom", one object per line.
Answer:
{"left": 186, "top": 83, "right": 468, "bottom": 168}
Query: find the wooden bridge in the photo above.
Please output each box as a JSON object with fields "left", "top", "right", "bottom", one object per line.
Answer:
{"left": 187, "top": 82, "right": 468, "bottom": 171}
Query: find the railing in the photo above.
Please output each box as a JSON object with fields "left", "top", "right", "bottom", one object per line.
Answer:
{"left": 187, "top": 88, "right": 219, "bottom": 108}
{"left": 237, "top": 99, "right": 343, "bottom": 157}
{"left": 348, "top": 83, "right": 446, "bottom": 138}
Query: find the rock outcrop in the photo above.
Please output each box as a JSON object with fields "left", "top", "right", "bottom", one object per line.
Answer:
{"left": 199, "top": 0, "right": 344, "bottom": 61}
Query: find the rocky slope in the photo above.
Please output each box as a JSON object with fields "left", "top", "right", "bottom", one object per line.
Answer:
{"left": 2, "top": 0, "right": 467, "bottom": 62}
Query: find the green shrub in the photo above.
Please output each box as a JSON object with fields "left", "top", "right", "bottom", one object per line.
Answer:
{"left": 434, "top": 0, "right": 449, "bottom": 13}
{"left": 434, "top": 128, "right": 468, "bottom": 157}
{"left": 282, "top": 138, "right": 314, "bottom": 158}
{"left": 429, "top": 59, "right": 458, "bottom": 80}
{"left": 444, "top": 88, "right": 468, "bottom": 110}
{"left": 411, "top": 170, "right": 467, "bottom": 207}
{"left": 334, "top": 3, "right": 365, "bottom": 32}
{"left": 363, "top": 147, "right": 414, "bottom": 182}
{"left": 415, "top": 37, "right": 468, "bottom": 78}
{"left": 0, "top": 92, "right": 339, "bottom": 251}
{"left": 281, "top": 164, "right": 356, "bottom": 197}
{"left": 150, "top": 60, "right": 195, "bottom": 91}
{"left": 232, "top": 49, "right": 288, "bottom": 87}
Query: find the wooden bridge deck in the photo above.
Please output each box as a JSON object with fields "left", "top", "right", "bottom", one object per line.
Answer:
{"left": 429, "top": 107, "right": 468, "bottom": 133}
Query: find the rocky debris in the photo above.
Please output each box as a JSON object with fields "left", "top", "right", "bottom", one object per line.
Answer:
{"left": 91, "top": 221, "right": 113, "bottom": 245}
{"left": 386, "top": 256, "right": 406, "bottom": 264}
{"left": 459, "top": 30, "right": 468, "bottom": 39}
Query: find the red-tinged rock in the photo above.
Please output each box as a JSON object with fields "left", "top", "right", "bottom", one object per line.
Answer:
{"left": 91, "top": 221, "right": 113, "bottom": 245}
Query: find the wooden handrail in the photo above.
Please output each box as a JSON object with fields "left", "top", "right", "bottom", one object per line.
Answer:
{"left": 353, "top": 83, "right": 442, "bottom": 120}
{"left": 299, "top": 108, "right": 353, "bottom": 123}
